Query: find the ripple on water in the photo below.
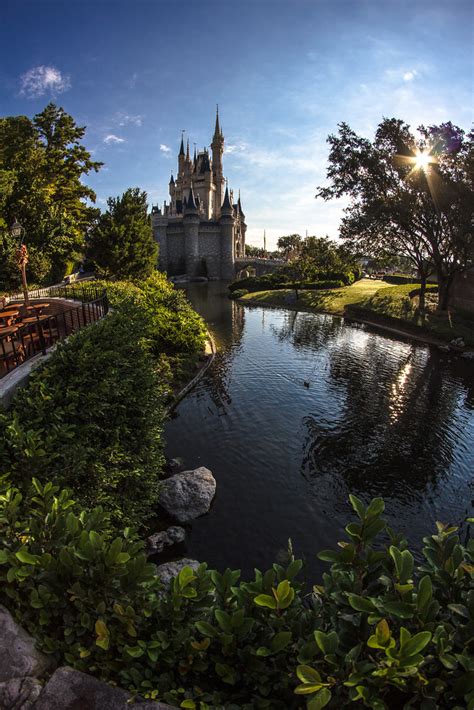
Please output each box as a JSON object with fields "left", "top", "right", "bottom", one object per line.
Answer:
{"left": 164, "top": 285, "right": 474, "bottom": 581}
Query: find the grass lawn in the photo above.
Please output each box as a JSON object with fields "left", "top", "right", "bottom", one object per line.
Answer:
{"left": 240, "top": 278, "right": 392, "bottom": 315}
{"left": 240, "top": 279, "right": 474, "bottom": 347}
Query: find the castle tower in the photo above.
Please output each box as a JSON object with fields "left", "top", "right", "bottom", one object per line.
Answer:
{"left": 183, "top": 184, "right": 200, "bottom": 276}
{"left": 211, "top": 106, "right": 225, "bottom": 219}
{"left": 219, "top": 185, "right": 235, "bottom": 280}
{"left": 178, "top": 134, "right": 185, "bottom": 175}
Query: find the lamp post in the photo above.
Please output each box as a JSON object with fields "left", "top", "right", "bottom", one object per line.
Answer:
{"left": 11, "top": 219, "right": 29, "bottom": 307}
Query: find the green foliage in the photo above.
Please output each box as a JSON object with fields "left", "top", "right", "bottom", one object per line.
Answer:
{"left": 0, "top": 104, "right": 102, "bottom": 283}
{"left": 86, "top": 188, "right": 158, "bottom": 280}
{"left": 93, "top": 273, "right": 207, "bottom": 356}
{"left": 229, "top": 288, "right": 249, "bottom": 299}
{"left": 0, "top": 300, "right": 165, "bottom": 530}
{"left": 0, "top": 484, "right": 472, "bottom": 708}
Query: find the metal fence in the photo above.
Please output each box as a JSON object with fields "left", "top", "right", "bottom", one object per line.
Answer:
{"left": 0, "top": 288, "right": 109, "bottom": 379}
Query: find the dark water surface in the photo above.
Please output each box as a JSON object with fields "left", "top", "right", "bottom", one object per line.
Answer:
{"left": 164, "top": 282, "right": 474, "bottom": 582}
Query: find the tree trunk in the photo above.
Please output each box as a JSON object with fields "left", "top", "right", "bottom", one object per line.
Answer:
{"left": 437, "top": 272, "right": 453, "bottom": 312}
{"left": 418, "top": 273, "right": 426, "bottom": 322}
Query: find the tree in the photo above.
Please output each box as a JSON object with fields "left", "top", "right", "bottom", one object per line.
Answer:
{"left": 0, "top": 104, "right": 102, "bottom": 283}
{"left": 86, "top": 188, "right": 158, "bottom": 280}
{"left": 277, "top": 234, "right": 302, "bottom": 260}
{"left": 316, "top": 119, "right": 474, "bottom": 311}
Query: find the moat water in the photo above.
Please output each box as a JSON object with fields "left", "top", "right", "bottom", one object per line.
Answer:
{"left": 164, "top": 282, "right": 474, "bottom": 582}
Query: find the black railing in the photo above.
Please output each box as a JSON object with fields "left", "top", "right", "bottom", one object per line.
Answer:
{"left": 0, "top": 289, "right": 109, "bottom": 379}
{"left": 6, "top": 284, "right": 105, "bottom": 305}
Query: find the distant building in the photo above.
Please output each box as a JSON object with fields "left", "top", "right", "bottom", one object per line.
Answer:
{"left": 151, "top": 109, "right": 246, "bottom": 280}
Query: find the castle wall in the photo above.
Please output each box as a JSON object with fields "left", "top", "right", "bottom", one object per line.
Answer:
{"left": 198, "top": 224, "right": 222, "bottom": 279}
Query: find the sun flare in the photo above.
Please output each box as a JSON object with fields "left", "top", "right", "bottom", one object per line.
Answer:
{"left": 414, "top": 151, "right": 431, "bottom": 170}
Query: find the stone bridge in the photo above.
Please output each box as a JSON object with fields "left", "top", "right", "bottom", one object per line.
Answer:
{"left": 234, "top": 257, "right": 285, "bottom": 278}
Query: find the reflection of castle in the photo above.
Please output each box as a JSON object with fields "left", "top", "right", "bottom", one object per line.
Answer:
{"left": 151, "top": 110, "right": 246, "bottom": 280}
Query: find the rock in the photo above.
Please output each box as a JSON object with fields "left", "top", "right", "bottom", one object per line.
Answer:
{"left": 146, "top": 525, "right": 186, "bottom": 555}
{"left": 155, "top": 559, "right": 200, "bottom": 589}
{"left": 461, "top": 351, "right": 474, "bottom": 360}
{"left": 0, "top": 605, "right": 52, "bottom": 683}
{"left": 159, "top": 466, "right": 216, "bottom": 523}
{"left": 33, "top": 667, "right": 173, "bottom": 709}
{"left": 0, "top": 676, "right": 42, "bottom": 709}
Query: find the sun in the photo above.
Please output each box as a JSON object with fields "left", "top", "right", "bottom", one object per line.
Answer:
{"left": 414, "top": 151, "right": 432, "bottom": 170}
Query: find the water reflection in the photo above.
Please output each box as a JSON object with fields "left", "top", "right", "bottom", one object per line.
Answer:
{"left": 165, "top": 285, "right": 474, "bottom": 580}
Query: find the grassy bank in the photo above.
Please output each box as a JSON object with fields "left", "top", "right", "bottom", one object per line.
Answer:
{"left": 240, "top": 279, "right": 474, "bottom": 347}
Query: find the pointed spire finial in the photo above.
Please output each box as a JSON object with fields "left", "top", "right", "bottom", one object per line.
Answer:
{"left": 179, "top": 130, "right": 185, "bottom": 156}
{"left": 213, "top": 104, "right": 222, "bottom": 141}
{"left": 222, "top": 184, "right": 232, "bottom": 211}
{"left": 186, "top": 138, "right": 190, "bottom": 161}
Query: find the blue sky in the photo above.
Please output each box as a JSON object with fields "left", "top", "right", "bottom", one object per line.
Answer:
{"left": 1, "top": 0, "right": 473, "bottom": 248}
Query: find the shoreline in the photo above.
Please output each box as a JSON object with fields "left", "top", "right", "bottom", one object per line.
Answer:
{"left": 165, "top": 329, "right": 216, "bottom": 415}
{"left": 239, "top": 295, "right": 473, "bottom": 354}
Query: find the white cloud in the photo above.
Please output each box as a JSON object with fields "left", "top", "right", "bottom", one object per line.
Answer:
{"left": 116, "top": 112, "right": 143, "bottom": 127}
{"left": 160, "top": 144, "right": 171, "bottom": 153}
{"left": 403, "top": 70, "right": 417, "bottom": 82}
{"left": 103, "top": 134, "right": 125, "bottom": 144}
{"left": 20, "top": 65, "right": 71, "bottom": 98}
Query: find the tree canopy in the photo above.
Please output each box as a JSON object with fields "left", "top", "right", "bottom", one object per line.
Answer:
{"left": 0, "top": 104, "right": 102, "bottom": 287}
{"left": 86, "top": 187, "right": 158, "bottom": 280}
{"left": 316, "top": 119, "right": 474, "bottom": 310}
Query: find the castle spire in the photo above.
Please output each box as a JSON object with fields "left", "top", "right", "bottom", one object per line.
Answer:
{"left": 179, "top": 133, "right": 185, "bottom": 156}
{"left": 186, "top": 184, "right": 197, "bottom": 211}
{"left": 221, "top": 184, "right": 232, "bottom": 211}
{"left": 186, "top": 138, "right": 190, "bottom": 161}
{"left": 213, "top": 104, "right": 221, "bottom": 141}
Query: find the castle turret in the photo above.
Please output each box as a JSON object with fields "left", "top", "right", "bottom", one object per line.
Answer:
{"left": 219, "top": 185, "right": 235, "bottom": 280}
{"left": 183, "top": 185, "right": 200, "bottom": 276}
{"left": 211, "top": 106, "right": 225, "bottom": 218}
{"left": 178, "top": 135, "right": 185, "bottom": 175}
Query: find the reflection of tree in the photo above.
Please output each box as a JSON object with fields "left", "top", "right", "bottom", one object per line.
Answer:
{"left": 184, "top": 283, "right": 245, "bottom": 414}
{"left": 270, "top": 309, "right": 345, "bottom": 351}
{"left": 301, "top": 340, "right": 464, "bottom": 501}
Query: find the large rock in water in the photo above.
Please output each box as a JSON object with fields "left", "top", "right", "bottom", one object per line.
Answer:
{"left": 146, "top": 525, "right": 186, "bottom": 555}
{"left": 159, "top": 467, "right": 216, "bottom": 523}
{"left": 34, "top": 667, "right": 173, "bottom": 709}
{"left": 155, "top": 559, "right": 201, "bottom": 590}
{"left": 0, "top": 605, "right": 52, "bottom": 683}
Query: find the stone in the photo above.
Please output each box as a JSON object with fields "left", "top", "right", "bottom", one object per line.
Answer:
{"left": 33, "top": 667, "right": 173, "bottom": 709}
{"left": 0, "top": 605, "right": 52, "bottom": 683}
{"left": 158, "top": 466, "right": 216, "bottom": 523}
{"left": 146, "top": 525, "right": 186, "bottom": 555}
{"left": 0, "top": 676, "right": 42, "bottom": 709}
{"left": 155, "top": 559, "right": 200, "bottom": 590}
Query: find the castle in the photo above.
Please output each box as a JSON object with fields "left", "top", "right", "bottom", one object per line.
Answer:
{"left": 151, "top": 109, "right": 246, "bottom": 280}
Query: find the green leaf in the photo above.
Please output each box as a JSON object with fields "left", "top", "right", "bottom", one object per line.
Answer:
{"left": 195, "top": 621, "right": 216, "bottom": 637}
{"left": 347, "top": 594, "right": 376, "bottom": 613}
{"left": 349, "top": 494, "right": 366, "bottom": 520}
{"left": 254, "top": 594, "right": 277, "bottom": 609}
{"left": 416, "top": 575, "right": 432, "bottom": 611}
{"left": 0, "top": 550, "right": 9, "bottom": 564}
{"left": 448, "top": 604, "right": 470, "bottom": 619}
{"left": 383, "top": 601, "right": 415, "bottom": 619}
{"left": 307, "top": 688, "right": 331, "bottom": 709}
{"left": 271, "top": 631, "right": 292, "bottom": 653}
{"left": 376, "top": 619, "right": 390, "bottom": 646}
{"left": 15, "top": 549, "right": 40, "bottom": 565}
{"left": 365, "top": 497, "right": 385, "bottom": 519}
{"left": 314, "top": 630, "right": 338, "bottom": 655}
{"left": 402, "top": 631, "right": 432, "bottom": 657}
{"left": 296, "top": 665, "right": 321, "bottom": 684}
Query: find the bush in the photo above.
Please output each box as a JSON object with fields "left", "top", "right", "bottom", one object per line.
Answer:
{"left": 94, "top": 273, "right": 207, "bottom": 356}
{"left": 229, "top": 288, "right": 249, "bottom": 299}
{"left": 0, "top": 304, "right": 165, "bottom": 530}
{"left": 1, "top": 483, "right": 472, "bottom": 709}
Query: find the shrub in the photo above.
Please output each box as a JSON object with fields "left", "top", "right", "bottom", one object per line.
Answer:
{"left": 94, "top": 273, "right": 207, "bottom": 356}
{"left": 1, "top": 483, "right": 472, "bottom": 709}
{"left": 229, "top": 288, "right": 249, "bottom": 299}
{"left": 0, "top": 304, "right": 165, "bottom": 530}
